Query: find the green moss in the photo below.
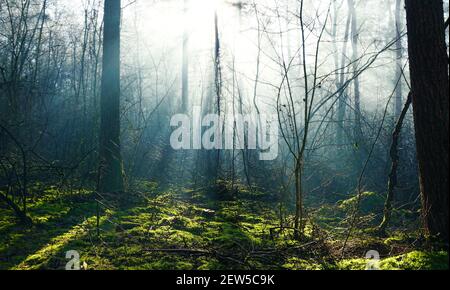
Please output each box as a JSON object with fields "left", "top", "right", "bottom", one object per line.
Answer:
{"left": 337, "top": 251, "right": 449, "bottom": 270}
{"left": 127, "top": 256, "right": 194, "bottom": 270}
{"left": 212, "top": 223, "right": 253, "bottom": 249}
{"left": 380, "top": 251, "right": 449, "bottom": 270}
{"left": 336, "top": 258, "right": 369, "bottom": 270}
{"left": 198, "top": 257, "right": 222, "bottom": 270}
{"left": 283, "top": 258, "right": 324, "bottom": 270}
{"left": 1, "top": 185, "right": 445, "bottom": 271}
{"left": 338, "top": 192, "right": 384, "bottom": 215}
{"left": 384, "top": 234, "right": 406, "bottom": 245}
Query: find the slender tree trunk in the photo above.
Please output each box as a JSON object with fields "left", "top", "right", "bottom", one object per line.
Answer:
{"left": 348, "top": 0, "right": 361, "bottom": 146}
{"left": 293, "top": 160, "right": 304, "bottom": 239}
{"left": 379, "top": 92, "right": 412, "bottom": 234}
{"left": 181, "top": 0, "right": 189, "bottom": 113}
{"left": 32, "top": 0, "right": 47, "bottom": 89}
{"left": 99, "top": 0, "right": 124, "bottom": 193}
{"left": 405, "top": 0, "right": 449, "bottom": 244}
{"left": 336, "top": 7, "right": 351, "bottom": 146}
{"left": 394, "top": 0, "right": 404, "bottom": 118}
{"left": 212, "top": 10, "right": 222, "bottom": 181}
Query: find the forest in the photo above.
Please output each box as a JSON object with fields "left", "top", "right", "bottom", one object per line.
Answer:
{"left": 0, "top": 0, "right": 448, "bottom": 271}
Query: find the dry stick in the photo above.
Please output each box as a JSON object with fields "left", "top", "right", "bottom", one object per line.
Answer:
{"left": 340, "top": 64, "right": 407, "bottom": 257}
{"left": 378, "top": 92, "right": 412, "bottom": 234}
{"left": 144, "top": 248, "right": 209, "bottom": 254}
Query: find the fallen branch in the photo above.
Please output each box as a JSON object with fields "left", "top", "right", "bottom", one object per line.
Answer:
{"left": 144, "top": 248, "right": 209, "bottom": 254}
{"left": 0, "top": 192, "right": 32, "bottom": 225}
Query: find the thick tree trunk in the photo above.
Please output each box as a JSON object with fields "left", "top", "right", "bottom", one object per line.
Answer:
{"left": 405, "top": 0, "right": 449, "bottom": 244}
{"left": 99, "top": 0, "right": 125, "bottom": 193}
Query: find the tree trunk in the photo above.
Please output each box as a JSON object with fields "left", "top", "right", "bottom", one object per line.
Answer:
{"left": 405, "top": 0, "right": 449, "bottom": 244}
{"left": 336, "top": 7, "right": 351, "bottom": 146}
{"left": 394, "top": 0, "right": 404, "bottom": 118}
{"left": 99, "top": 0, "right": 124, "bottom": 193}
{"left": 213, "top": 10, "right": 222, "bottom": 181}
{"left": 181, "top": 0, "right": 189, "bottom": 113}
{"left": 348, "top": 0, "right": 361, "bottom": 146}
{"left": 293, "top": 161, "right": 303, "bottom": 240}
{"left": 378, "top": 92, "right": 412, "bottom": 234}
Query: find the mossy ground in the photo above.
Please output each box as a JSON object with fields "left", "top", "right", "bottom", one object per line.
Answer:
{"left": 0, "top": 185, "right": 448, "bottom": 270}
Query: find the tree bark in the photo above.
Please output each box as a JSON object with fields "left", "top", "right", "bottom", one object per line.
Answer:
{"left": 405, "top": 0, "right": 449, "bottom": 244}
{"left": 99, "top": 0, "right": 125, "bottom": 193}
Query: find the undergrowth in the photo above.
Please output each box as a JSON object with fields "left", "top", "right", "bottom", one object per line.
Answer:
{"left": 0, "top": 183, "right": 447, "bottom": 270}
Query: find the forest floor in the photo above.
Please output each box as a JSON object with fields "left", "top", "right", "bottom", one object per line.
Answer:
{"left": 0, "top": 183, "right": 448, "bottom": 270}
